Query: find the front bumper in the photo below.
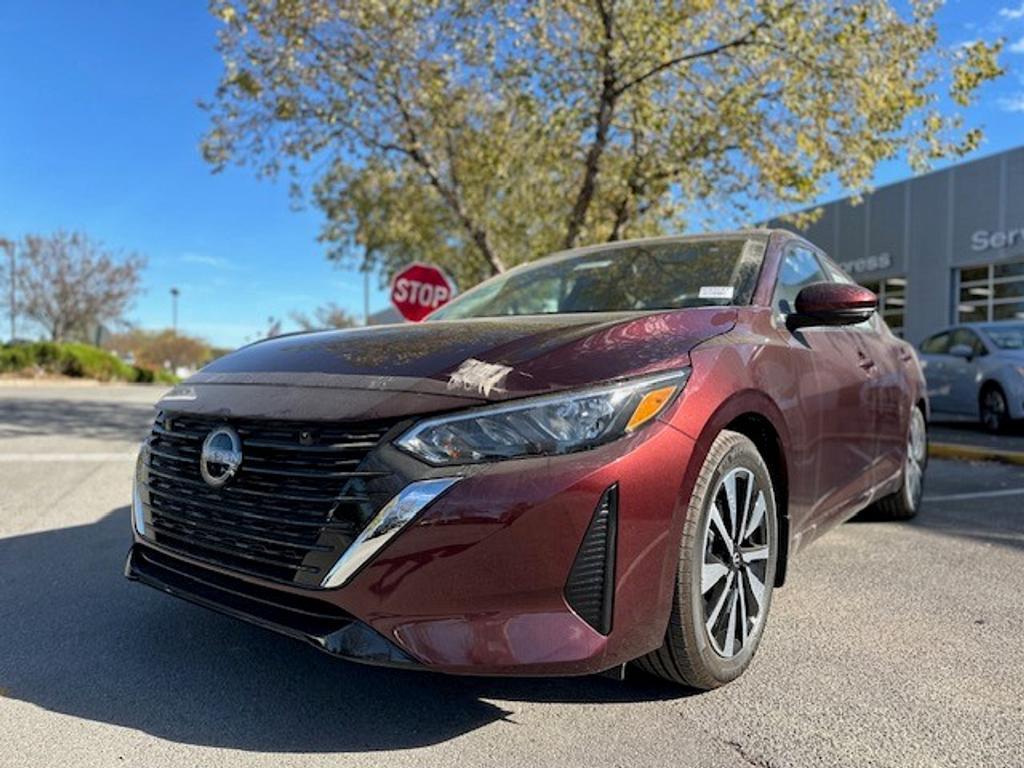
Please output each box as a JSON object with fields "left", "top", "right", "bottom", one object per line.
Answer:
{"left": 125, "top": 544, "right": 420, "bottom": 668}
{"left": 1005, "top": 375, "right": 1024, "bottom": 420}
{"left": 127, "top": 419, "right": 697, "bottom": 677}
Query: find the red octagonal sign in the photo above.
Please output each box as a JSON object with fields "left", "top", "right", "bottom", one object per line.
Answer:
{"left": 390, "top": 262, "right": 456, "bottom": 322}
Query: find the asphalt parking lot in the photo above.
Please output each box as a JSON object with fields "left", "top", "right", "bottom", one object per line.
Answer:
{"left": 1, "top": 383, "right": 1022, "bottom": 768}
{"left": 931, "top": 419, "right": 1024, "bottom": 455}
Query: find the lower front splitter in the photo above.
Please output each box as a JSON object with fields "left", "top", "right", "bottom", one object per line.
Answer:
{"left": 125, "top": 544, "right": 421, "bottom": 670}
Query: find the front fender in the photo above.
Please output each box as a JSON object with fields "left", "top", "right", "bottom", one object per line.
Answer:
{"left": 985, "top": 364, "right": 1024, "bottom": 419}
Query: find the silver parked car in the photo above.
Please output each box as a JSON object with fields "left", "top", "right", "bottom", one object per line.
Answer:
{"left": 919, "top": 323, "right": 1024, "bottom": 432}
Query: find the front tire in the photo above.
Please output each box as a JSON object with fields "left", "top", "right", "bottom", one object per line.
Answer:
{"left": 636, "top": 430, "right": 777, "bottom": 690}
{"left": 980, "top": 384, "right": 1010, "bottom": 434}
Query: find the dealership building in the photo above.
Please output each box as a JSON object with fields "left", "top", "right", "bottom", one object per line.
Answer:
{"left": 775, "top": 145, "right": 1024, "bottom": 343}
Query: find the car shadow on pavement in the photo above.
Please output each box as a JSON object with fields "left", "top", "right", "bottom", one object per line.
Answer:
{"left": 851, "top": 461, "right": 1024, "bottom": 553}
{"left": 908, "top": 502, "right": 1024, "bottom": 553}
{"left": 0, "top": 398, "right": 155, "bottom": 441}
{"left": 931, "top": 418, "right": 1024, "bottom": 435}
{"left": 852, "top": 504, "right": 1024, "bottom": 553}
{"left": 0, "top": 508, "right": 688, "bottom": 753}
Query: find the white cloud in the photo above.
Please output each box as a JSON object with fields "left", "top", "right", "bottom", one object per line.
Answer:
{"left": 997, "top": 92, "right": 1024, "bottom": 112}
{"left": 1007, "top": 35, "right": 1024, "bottom": 53}
{"left": 180, "top": 252, "right": 237, "bottom": 270}
{"left": 1000, "top": 3, "right": 1024, "bottom": 20}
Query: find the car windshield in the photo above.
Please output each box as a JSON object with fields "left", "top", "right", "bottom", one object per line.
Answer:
{"left": 429, "top": 237, "right": 766, "bottom": 320}
{"left": 982, "top": 324, "right": 1024, "bottom": 350}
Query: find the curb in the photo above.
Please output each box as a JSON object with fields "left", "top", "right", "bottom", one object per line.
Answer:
{"left": 929, "top": 442, "right": 1024, "bottom": 466}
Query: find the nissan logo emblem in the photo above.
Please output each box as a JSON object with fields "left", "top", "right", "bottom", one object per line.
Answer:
{"left": 200, "top": 426, "right": 243, "bottom": 488}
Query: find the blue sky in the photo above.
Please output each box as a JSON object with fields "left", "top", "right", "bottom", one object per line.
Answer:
{"left": 0, "top": 1, "right": 1022, "bottom": 348}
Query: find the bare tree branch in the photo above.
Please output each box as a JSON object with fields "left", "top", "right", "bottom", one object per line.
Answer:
{"left": 389, "top": 89, "right": 507, "bottom": 274}
{"left": 612, "top": 23, "right": 769, "bottom": 98}
{"left": 564, "top": 0, "right": 619, "bottom": 249}
{"left": 15, "top": 232, "right": 145, "bottom": 342}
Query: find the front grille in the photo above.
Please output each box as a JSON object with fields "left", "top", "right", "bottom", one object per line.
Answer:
{"left": 140, "top": 412, "right": 397, "bottom": 586}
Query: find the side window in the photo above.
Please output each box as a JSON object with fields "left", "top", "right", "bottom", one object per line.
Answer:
{"left": 920, "top": 332, "right": 951, "bottom": 354}
{"left": 505, "top": 275, "right": 562, "bottom": 315}
{"left": 950, "top": 328, "right": 986, "bottom": 357}
{"left": 774, "top": 246, "right": 828, "bottom": 315}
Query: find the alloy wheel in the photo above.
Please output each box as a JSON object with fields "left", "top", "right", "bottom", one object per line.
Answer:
{"left": 905, "top": 407, "right": 927, "bottom": 508}
{"left": 981, "top": 389, "right": 1007, "bottom": 432}
{"left": 700, "top": 467, "right": 770, "bottom": 659}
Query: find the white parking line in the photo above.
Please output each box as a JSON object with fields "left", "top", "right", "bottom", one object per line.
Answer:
{"left": 0, "top": 453, "right": 137, "bottom": 462}
{"left": 923, "top": 488, "right": 1024, "bottom": 502}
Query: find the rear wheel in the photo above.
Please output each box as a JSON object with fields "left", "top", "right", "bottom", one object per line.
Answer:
{"left": 874, "top": 404, "right": 927, "bottom": 520}
{"left": 635, "top": 430, "right": 777, "bottom": 690}
{"left": 980, "top": 385, "right": 1009, "bottom": 434}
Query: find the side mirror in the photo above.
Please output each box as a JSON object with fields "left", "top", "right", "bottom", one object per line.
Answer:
{"left": 948, "top": 343, "right": 974, "bottom": 360}
{"left": 790, "top": 282, "right": 877, "bottom": 328}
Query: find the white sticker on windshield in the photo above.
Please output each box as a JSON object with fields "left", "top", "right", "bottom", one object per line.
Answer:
{"left": 572, "top": 260, "right": 613, "bottom": 271}
{"left": 699, "top": 286, "right": 735, "bottom": 300}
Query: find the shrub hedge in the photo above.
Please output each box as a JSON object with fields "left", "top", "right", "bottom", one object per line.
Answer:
{"left": 0, "top": 341, "right": 177, "bottom": 384}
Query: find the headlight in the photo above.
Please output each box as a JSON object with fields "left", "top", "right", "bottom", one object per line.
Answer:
{"left": 395, "top": 369, "right": 689, "bottom": 465}
{"left": 132, "top": 445, "right": 147, "bottom": 535}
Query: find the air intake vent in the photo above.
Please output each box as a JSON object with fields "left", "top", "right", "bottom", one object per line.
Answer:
{"left": 564, "top": 485, "right": 618, "bottom": 635}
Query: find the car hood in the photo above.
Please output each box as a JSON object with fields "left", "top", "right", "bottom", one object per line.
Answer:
{"left": 164, "top": 308, "right": 736, "bottom": 421}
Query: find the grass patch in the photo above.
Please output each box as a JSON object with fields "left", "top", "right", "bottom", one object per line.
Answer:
{"left": 0, "top": 341, "right": 178, "bottom": 384}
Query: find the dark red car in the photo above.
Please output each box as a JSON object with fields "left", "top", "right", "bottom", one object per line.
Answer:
{"left": 126, "top": 230, "right": 928, "bottom": 689}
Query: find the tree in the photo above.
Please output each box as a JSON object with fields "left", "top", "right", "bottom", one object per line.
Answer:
{"left": 106, "top": 329, "right": 214, "bottom": 371}
{"left": 203, "top": 1, "right": 1002, "bottom": 289}
{"left": 0, "top": 238, "right": 15, "bottom": 339}
{"left": 290, "top": 301, "right": 359, "bottom": 331}
{"left": 16, "top": 232, "right": 145, "bottom": 342}
{"left": 249, "top": 315, "right": 283, "bottom": 342}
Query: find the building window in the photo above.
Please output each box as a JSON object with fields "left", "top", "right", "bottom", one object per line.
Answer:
{"left": 956, "top": 261, "right": 1024, "bottom": 323}
{"left": 859, "top": 277, "right": 907, "bottom": 336}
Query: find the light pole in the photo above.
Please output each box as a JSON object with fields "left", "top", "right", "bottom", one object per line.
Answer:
{"left": 170, "top": 287, "right": 180, "bottom": 333}
{"left": 0, "top": 238, "right": 14, "bottom": 342}
{"left": 363, "top": 268, "right": 370, "bottom": 325}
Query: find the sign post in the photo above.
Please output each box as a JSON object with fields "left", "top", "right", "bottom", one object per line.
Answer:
{"left": 390, "top": 262, "right": 456, "bottom": 322}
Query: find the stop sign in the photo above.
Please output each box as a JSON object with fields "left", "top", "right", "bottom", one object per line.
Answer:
{"left": 390, "top": 262, "right": 456, "bottom": 322}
